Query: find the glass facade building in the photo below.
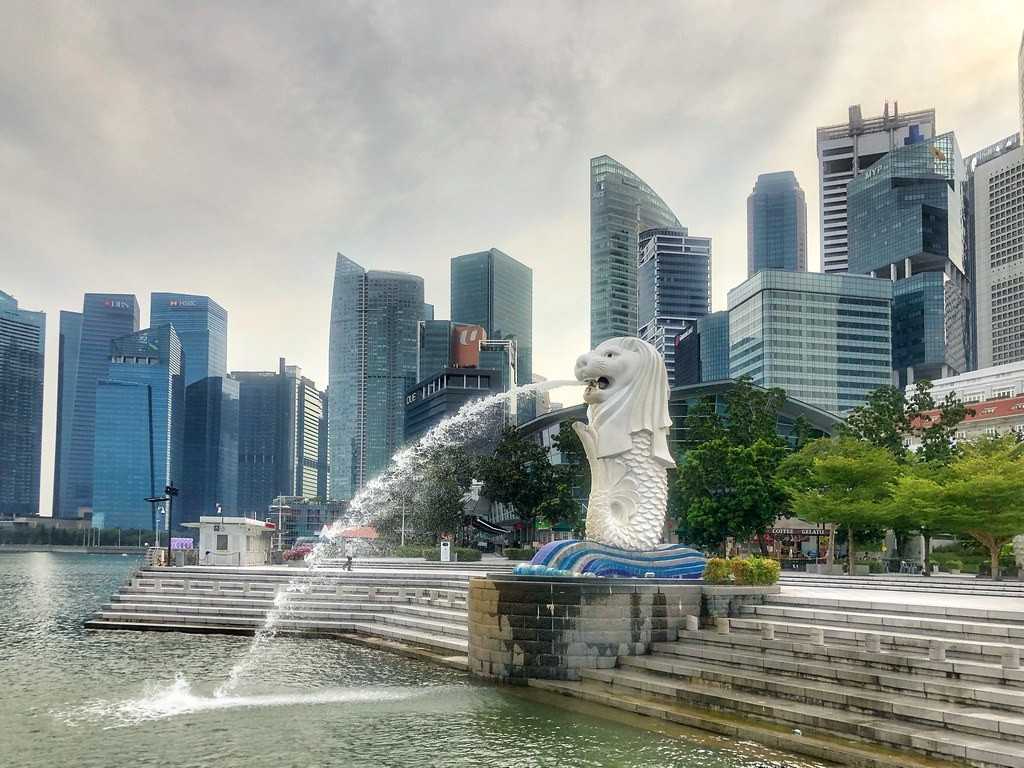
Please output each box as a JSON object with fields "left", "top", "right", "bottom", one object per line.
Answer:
{"left": 180, "top": 375, "right": 240, "bottom": 523}
{"left": 816, "top": 103, "right": 936, "bottom": 274}
{"left": 847, "top": 131, "right": 969, "bottom": 385}
{"left": 150, "top": 293, "right": 228, "bottom": 387}
{"left": 91, "top": 325, "right": 184, "bottom": 530}
{"left": 52, "top": 310, "right": 82, "bottom": 516}
{"left": 234, "top": 359, "right": 324, "bottom": 515}
{"left": 404, "top": 367, "right": 509, "bottom": 445}
{"left": 671, "top": 311, "right": 730, "bottom": 387}
{"left": 637, "top": 227, "right": 711, "bottom": 382}
{"left": 728, "top": 271, "right": 893, "bottom": 415}
{"left": 0, "top": 291, "right": 45, "bottom": 517}
{"left": 58, "top": 293, "right": 139, "bottom": 518}
{"left": 590, "top": 155, "right": 681, "bottom": 346}
{"left": 747, "top": 171, "right": 807, "bottom": 277}
{"left": 329, "top": 254, "right": 426, "bottom": 501}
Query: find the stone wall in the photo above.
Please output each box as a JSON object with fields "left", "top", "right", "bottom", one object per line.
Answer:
{"left": 468, "top": 576, "right": 701, "bottom": 681}
{"left": 701, "top": 585, "right": 780, "bottom": 619}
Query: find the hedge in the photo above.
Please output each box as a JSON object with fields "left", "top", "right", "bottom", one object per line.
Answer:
{"left": 704, "top": 556, "right": 780, "bottom": 585}
{"left": 423, "top": 546, "right": 482, "bottom": 562}
{"left": 503, "top": 547, "right": 538, "bottom": 561}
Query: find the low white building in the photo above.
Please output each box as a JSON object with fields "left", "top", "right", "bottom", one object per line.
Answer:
{"left": 182, "top": 516, "right": 276, "bottom": 567}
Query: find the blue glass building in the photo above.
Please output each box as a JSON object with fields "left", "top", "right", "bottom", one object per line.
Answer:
{"left": 728, "top": 271, "right": 893, "bottom": 415}
{"left": 0, "top": 291, "right": 45, "bottom": 516}
{"left": 637, "top": 227, "right": 712, "bottom": 382}
{"left": 329, "top": 254, "right": 426, "bottom": 500}
{"left": 747, "top": 171, "right": 807, "bottom": 277}
{"left": 590, "top": 155, "right": 680, "bottom": 346}
{"left": 671, "top": 311, "right": 730, "bottom": 387}
{"left": 150, "top": 293, "right": 227, "bottom": 387}
{"left": 91, "top": 325, "right": 185, "bottom": 530}
{"left": 180, "top": 375, "right": 240, "bottom": 523}
{"left": 847, "top": 131, "right": 969, "bottom": 385}
{"left": 58, "top": 293, "right": 139, "bottom": 518}
{"left": 52, "top": 310, "right": 82, "bottom": 516}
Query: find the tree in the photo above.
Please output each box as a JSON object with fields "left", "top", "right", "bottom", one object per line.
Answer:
{"left": 840, "top": 385, "right": 911, "bottom": 458}
{"left": 415, "top": 446, "right": 475, "bottom": 542}
{"left": 552, "top": 419, "right": 590, "bottom": 499}
{"left": 476, "top": 426, "right": 559, "bottom": 540}
{"left": 534, "top": 466, "right": 584, "bottom": 534}
{"left": 779, "top": 438, "right": 901, "bottom": 575}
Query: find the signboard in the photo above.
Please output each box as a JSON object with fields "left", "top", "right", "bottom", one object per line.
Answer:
{"left": 452, "top": 324, "right": 486, "bottom": 368}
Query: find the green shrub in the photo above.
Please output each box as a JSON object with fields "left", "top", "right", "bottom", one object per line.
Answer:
{"left": 729, "top": 558, "right": 754, "bottom": 585}
{"left": 423, "top": 546, "right": 482, "bottom": 562}
{"left": 703, "top": 557, "right": 731, "bottom": 584}
{"left": 393, "top": 545, "right": 427, "bottom": 558}
{"left": 868, "top": 560, "right": 884, "bottom": 574}
{"left": 747, "top": 556, "right": 781, "bottom": 585}
{"left": 503, "top": 547, "right": 538, "bottom": 561}
{"left": 945, "top": 559, "right": 964, "bottom": 572}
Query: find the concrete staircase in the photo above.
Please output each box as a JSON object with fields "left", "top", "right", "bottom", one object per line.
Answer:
{"left": 780, "top": 572, "right": 1024, "bottom": 598}
{"left": 86, "top": 565, "right": 475, "bottom": 659}
{"left": 531, "top": 589, "right": 1024, "bottom": 768}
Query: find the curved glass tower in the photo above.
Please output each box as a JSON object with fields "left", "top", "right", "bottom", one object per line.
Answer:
{"left": 328, "top": 254, "right": 426, "bottom": 501}
{"left": 590, "top": 155, "right": 681, "bottom": 347}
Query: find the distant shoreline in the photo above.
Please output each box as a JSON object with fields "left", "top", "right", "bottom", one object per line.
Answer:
{"left": 0, "top": 545, "right": 146, "bottom": 555}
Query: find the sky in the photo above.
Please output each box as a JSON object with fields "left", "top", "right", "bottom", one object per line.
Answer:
{"left": 2, "top": 0, "right": 1023, "bottom": 515}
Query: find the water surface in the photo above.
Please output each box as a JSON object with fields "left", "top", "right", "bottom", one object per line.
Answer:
{"left": 1, "top": 552, "right": 826, "bottom": 768}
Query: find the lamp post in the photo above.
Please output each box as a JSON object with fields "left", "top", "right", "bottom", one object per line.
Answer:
{"left": 164, "top": 482, "right": 179, "bottom": 567}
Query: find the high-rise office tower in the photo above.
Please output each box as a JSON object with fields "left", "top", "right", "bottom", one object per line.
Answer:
{"left": 967, "top": 133, "right": 1024, "bottom": 369}
{"left": 52, "top": 310, "right": 82, "bottom": 516}
{"left": 816, "top": 103, "right": 936, "bottom": 274}
{"left": 180, "top": 375, "right": 240, "bottom": 524}
{"left": 329, "top": 254, "right": 426, "bottom": 501}
{"left": 0, "top": 291, "right": 45, "bottom": 517}
{"left": 729, "top": 272, "right": 893, "bottom": 414}
{"left": 747, "top": 171, "right": 807, "bottom": 277}
{"left": 317, "top": 389, "right": 329, "bottom": 500}
{"left": 1019, "top": 29, "right": 1024, "bottom": 137}
{"left": 235, "top": 358, "right": 324, "bottom": 514}
{"left": 673, "top": 311, "right": 730, "bottom": 387}
{"left": 637, "top": 227, "right": 711, "bottom": 382}
{"left": 847, "top": 132, "right": 969, "bottom": 386}
{"left": 590, "top": 155, "right": 681, "bottom": 346}
{"left": 150, "top": 292, "right": 227, "bottom": 387}
{"left": 91, "top": 325, "right": 185, "bottom": 529}
{"left": 58, "top": 293, "right": 139, "bottom": 518}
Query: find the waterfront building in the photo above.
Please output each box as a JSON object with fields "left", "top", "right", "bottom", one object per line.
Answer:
{"left": 847, "top": 131, "right": 969, "bottom": 386}
{"left": 590, "top": 155, "right": 681, "bottom": 345}
{"left": 234, "top": 358, "right": 324, "bottom": 515}
{"left": 52, "top": 310, "right": 81, "bottom": 516}
{"left": 637, "top": 227, "right": 711, "bottom": 382}
{"left": 57, "top": 293, "right": 139, "bottom": 518}
{"left": 672, "top": 311, "right": 730, "bottom": 387}
{"left": 180, "top": 375, "right": 240, "bottom": 524}
{"left": 91, "top": 325, "right": 184, "bottom": 530}
{"left": 450, "top": 248, "right": 532, "bottom": 395}
{"left": 328, "top": 254, "right": 426, "bottom": 500}
{"left": 268, "top": 496, "right": 349, "bottom": 548}
{"left": 965, "top": 134, "right": 1024, "bottom": 369}
{"left": 150, "top": 292, "right": 227, "bottom": 387}
{"left": 728, "top": 271, "right": 893, "bottom": 415}
{"left": 816, "top": 103, "right": 936, "bottom": 274}
{"left": 0, "top": 291, "right": 45, "bottom": 516}
{"left": 747, "top": 172, "right": 807, "bottom": 277}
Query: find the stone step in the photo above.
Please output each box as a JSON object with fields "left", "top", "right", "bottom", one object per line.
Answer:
{"left": 779, "top": 575, "right": 1024, "bottom": 599}
{"left": 648, "top": 640, "right": 1024, "bottom": 712}
{"left": 573, "top": 667, "right": 1024, "bottom": 768}
{"left": 616, "top": 654, "right": 1024, "bottom": 740}
{"left": 94, "top": 605, "right": 470, "bottom": 638}
{"left": 726, "top": 617, "right": 1021, "bottom": 661}
{"left": 110, "top": 593, "right": 467, "bottom": 620}
{"left": 767, "top": 593, "right": 1024, "bottom": 624}
{"left": 656, "top": 633, "right": 1024, "bottom": 689}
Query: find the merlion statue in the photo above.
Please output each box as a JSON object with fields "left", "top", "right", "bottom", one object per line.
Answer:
{"left": 572, "top": 337, "right": 675, "bottom": 550}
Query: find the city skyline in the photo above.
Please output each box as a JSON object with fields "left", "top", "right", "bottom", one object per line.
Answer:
{"left": 3, "top": 3, "right": 1023, "bottom": 514}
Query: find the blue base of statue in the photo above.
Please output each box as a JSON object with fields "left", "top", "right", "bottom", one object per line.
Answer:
{"left": 513, "top": 539, "right": 706, "bottom": 579}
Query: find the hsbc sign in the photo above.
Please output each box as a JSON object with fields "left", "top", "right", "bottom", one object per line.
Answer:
{"left": 168, "top": 299, "right": 199, "bottom": 308}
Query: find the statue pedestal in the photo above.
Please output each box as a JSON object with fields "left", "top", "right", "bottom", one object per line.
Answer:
{"left": 516, "top": 539, "right": 706, "bottom": 579}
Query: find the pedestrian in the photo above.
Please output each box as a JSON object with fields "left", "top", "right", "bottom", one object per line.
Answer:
{"left": 343, "top": 540, "right": 354, "bottom": 571}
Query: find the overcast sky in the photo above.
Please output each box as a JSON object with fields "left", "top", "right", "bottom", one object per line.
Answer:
{"left": 3, "top": 0, "right": 1023, "bottom": 514}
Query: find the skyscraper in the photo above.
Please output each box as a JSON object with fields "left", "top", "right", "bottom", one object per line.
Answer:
{"left": 967, "top": 133, "right": 1024, "bottom": 369}
{"left": 91, "top": 325, "right": 185, "bottom": 530}
{"left": 746, "top": 171, "right": 807, "bottom": 277}
{"left": 673, "top": 311, "right": 731, "bottom": 387}
{"left": 180, "top": 375, "right": 240, "bottom": 523}
{"left": 637, "top": 227, "right": 711, "bottom": 381}
{"left": 590, "top": 155, "right": 681, "bottom": 345}
{"left": 0, "top": 291, "right": 45, "bottom": 517}
{"left": 450, "top": 248, "right": 532, "bottom": 390}
{"left": 816, "top": 103, "right": 936, "bottom": 274}
{"left": 847, "top": 131, "right": 969, "bottom": 386}
{"left": 235, "top": 358, "right": 324, "bottom": 514}
{"left": 329, "top": 254, "right": 426, "bottom": 501}
{"left": 150, "top": 292, "right": 227, "bottom": 387}
{"left": 58, "top": 293, "right": 139, "bottom": 518}
{"left": 52, "top": 310, "right": 82, "bottom": 516}
{"left": 729, "top": 271, "right": 893, "bottom": 414}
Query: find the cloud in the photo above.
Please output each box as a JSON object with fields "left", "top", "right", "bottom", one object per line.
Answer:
{"left": 2, "top": 0, "right": 1022, "bottom": 512}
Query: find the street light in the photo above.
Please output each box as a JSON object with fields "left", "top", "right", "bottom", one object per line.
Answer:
{"left": 145, "top": 480, "right": 178, "bottom": 567}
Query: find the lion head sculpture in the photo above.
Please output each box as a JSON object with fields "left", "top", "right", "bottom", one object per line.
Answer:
{"left": 574, "top": 337, "right": 675, "bottom": 468}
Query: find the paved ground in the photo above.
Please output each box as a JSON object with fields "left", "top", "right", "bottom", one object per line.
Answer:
{"left": 780, "top": 584, "right": 1024, "bottom": 614}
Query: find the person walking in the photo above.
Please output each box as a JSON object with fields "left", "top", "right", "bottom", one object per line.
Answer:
{"left": 343, "top": 540, "right": 354, "bottom": 571}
